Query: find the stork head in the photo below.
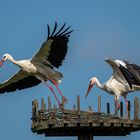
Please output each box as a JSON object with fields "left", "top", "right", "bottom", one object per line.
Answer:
{"left": 85, "top": 77, "right": 97, "bottom": 98}
{"left": 0, "top": 53, "right": 13, "bottom": 67}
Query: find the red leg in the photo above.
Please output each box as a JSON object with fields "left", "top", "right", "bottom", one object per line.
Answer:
{"left": 123, "top": 96, "right": 128, "bottom": 113}
{"left": 43, "top": 81, "right": 62, "bottom": 108}
{"left": 117, "top": 102, "right": 120, "bottom": 111}
{"left": 52, "top": 80, "right": 68, "bottom": 103}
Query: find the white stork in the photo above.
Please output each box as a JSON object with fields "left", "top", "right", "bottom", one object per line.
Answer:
{"left": 85, "top": 58, "right": 140, "bottom": 110}
{"left": 0, "top": 22, "right": 73, "bottom": 108}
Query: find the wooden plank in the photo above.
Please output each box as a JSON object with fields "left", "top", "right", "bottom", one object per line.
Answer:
{"left": 120, "top": 102, "right": 123, "bottom": 117}
{"left": 98, "top": 95, "right": 101, "bottom": 112}
{"left": 48, "top": 96, "right": 51, "bottom": 112}
{"left": 77, "top": 95, "right": 80, "bottom": 114}
{"left": 32, "top": 100, "right": 35, "bottom": 115}
{"left": 31, "top": 96, "right": 140, "bottom": 137}
{"left": 134, "top": 97, "right": 139, "bottom": 121}
{"left": 127, "top": 101, "right": 131, "bottom": 119}
{"left": 35, "top": 99, "right": 39, "bottom": 116}
{"left": 106, "top": 103, "right": 110, "bottom": 114}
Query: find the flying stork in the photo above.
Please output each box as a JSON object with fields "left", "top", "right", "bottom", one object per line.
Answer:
{"left": 85, "top": 58, "right": 140, "bottom": 110}
{"left": 0, "top": 22, "right": 73, "bottom": 107}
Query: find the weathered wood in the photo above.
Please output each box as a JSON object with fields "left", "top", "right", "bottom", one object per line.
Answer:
{"left": 106, "top": 103, "right": 110, "bottom": 114}
{"left": 98, "top": 95, "right": 101, "bottom": 112}
{"left": 34, "top": 99, "right": 39, "bottom": 116}
{"left": 134, "top": 97, "right": 139, "bottom": 121}
{"left": 77, "top": 95, "right": 80, "bottom": 114}
{"left": 32, "top": 100, "right": 35, "bottom": 115}
{"left": 48, "top": 96, "right": 51, "bottom": 112}
{"left": 128, "top": 101, "right": 131, "bottom": 119}
{"left": 31, "top": 96, "right": 140, "bottom": 138}
{"left": 120, "top": 102, "right": 123, "bottom": 117}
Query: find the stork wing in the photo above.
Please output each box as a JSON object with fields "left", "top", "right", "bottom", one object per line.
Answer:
{"left": 0, "top": 70, "right": 41, "bottom": 94}
{"left": 105, "top": 58, "right": 126, "bottom": 80}
{"left": 31, "top": 22, "right": 73, "bottom": 68}
{"left": 119, "top": 63, "right": 140, "bottom": 89}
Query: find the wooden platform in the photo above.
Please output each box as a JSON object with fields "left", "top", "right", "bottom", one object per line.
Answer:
{"left": 31, "top": 96, "right": 140, "bottom": 139}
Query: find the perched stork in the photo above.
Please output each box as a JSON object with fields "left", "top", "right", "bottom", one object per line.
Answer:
{"left": 0, "top": 22, "right": 73, "bottom": 107}
{"left": 85, "top": 58, "right": 140, "bottom": 110}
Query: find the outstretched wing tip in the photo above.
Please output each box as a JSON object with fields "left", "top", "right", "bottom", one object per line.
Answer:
{"left": 47, "top": 22, "right": 73, "bottom": 39}
{"left": 33, "top": 22, "right": 73, "bottom": 68}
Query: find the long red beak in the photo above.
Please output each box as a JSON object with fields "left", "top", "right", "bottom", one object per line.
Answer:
{"left": 85, "top": 82, "right": 93, "bottom": 98}
{"left": 0, "top": 60, "right": 4, "bottom": 67}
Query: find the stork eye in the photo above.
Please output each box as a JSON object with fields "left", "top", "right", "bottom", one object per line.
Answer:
{"left": 3, "top": 55, "right": 6, "bottom": 60}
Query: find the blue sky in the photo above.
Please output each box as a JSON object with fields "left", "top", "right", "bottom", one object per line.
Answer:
{"left": 0, "top": 0, "right": 140, "bottom": 140}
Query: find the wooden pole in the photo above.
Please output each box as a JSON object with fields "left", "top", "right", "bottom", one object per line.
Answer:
{"left": 48, "top": 96, "right": 51, "bottom": 112}
{"left": 77, "top": 95, "right": 80, "bottom": 114}
{"left": 106, "top": 103, "right": 110, "bottom": 114}
{"left": 134, "top": 97, "right": 139, "bottom": 121}
{"left": 34, "top": 99, "right": 39, "bottom": 116}
{"left": 32, "top": 100, "right": 35, "bottom": 115}
{"left": 98, "top": 95, "right": 101, "bottom": 112}
{"left": 127, "top": 101, "right": 131, "bottom": 119}
{"left": 120, "top": 102, "right": 123, "bottom": 117}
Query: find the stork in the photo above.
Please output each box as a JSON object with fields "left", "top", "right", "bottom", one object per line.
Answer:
{"left": 0, "top": 22, "right": 73, "bottom": 108}
{"left": 85, "top": 58, "right": 140, "bottom": 110}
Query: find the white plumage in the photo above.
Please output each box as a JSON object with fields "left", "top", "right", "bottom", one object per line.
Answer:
{"left": 86, "top": 58, "right": 140, "bottom": 110}
{"left": 0, "top": 23, "right": 73, "bottom": 108}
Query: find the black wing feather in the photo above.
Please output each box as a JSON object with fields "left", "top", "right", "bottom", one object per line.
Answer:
{"left": 54, "top": 23, "right": 66, "bottom": 36}
{"left": 58, "top": 26, "right": 71, "bottom": 36}
{"left": 32, "top": 22, "right": 73, "bottom": 68}
{"left": 50, "top": 22, "right": 57, "bottom": 37}
{"left": 119, "top": 65, "right": 133, "bottom": 89}
{"left": 119, "top": 63, "right": 140, "bottom": 89}
{"left": 0, "top": 74, "right": 41, "bottom": 94}
{"left": 47, "top": 23, "right": 73, "bottom": 68}
{"left": 47, "top": 24, "right": 50, "bottom": 39}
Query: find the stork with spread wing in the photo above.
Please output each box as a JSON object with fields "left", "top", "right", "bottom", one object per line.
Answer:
{"left": 0, "top": 22, "right": 73, "bottom": 107}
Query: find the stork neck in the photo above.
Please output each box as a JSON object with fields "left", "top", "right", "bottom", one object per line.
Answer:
{"left": 8, "top": 57, "right": 19, "bottom": 66}
{"left": 95, "top": 78, "right": 104, "bottom": 89}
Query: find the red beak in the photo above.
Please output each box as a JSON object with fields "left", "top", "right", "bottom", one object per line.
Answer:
{"left": 0, "top": 60, "right": 4, "bottom": 67}
{"left": 85, "top": 82, "right": 93, "bottom": 98}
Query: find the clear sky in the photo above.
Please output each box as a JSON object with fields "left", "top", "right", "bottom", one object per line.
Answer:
{"left": 0, "top": 0, "right": 140, "bottom": 140}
